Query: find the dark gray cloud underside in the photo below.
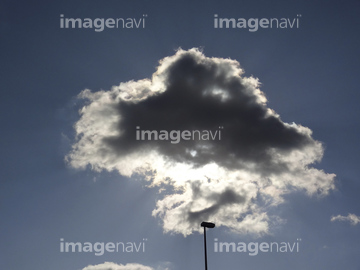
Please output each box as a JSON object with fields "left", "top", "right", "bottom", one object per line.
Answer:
{"left": 103, "top": 51, "right": 312, "bottom": 172}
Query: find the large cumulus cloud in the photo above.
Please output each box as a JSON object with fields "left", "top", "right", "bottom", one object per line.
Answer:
{"left": 66, "top": 48, "right": 335, "bottom": 236}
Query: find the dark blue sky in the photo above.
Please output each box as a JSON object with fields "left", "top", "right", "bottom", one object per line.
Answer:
{"left": 1, "top": 0, "right": 360, "bottom": 269}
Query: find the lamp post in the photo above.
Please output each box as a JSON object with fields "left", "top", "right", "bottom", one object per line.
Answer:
{"left": 201, "top": 221, "right": 215, "bottom": 270}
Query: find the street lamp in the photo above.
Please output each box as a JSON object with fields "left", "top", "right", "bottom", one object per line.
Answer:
{"left": 201, "top": 221, "right": 215, "bottom": 270}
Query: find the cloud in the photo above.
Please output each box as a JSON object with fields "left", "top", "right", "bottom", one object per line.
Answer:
{"left": 331, "top": 213, "right": 360, "bottom": 225}
{"left": 81, "top": 262, "right": 157, "bottom": 270}
{"left": 66, "top": 48, "right": 335, "bottom": 236}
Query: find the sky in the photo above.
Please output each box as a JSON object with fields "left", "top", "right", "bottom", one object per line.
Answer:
{"left": 1, "top": 0, "right": 360, "bottom": 269}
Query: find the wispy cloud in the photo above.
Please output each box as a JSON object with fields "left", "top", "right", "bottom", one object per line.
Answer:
{"left": 331, "top": 213, "right": 360, "bottom": 225}
{"left": 66, "top": 48, "right": 335, "bottom": 236}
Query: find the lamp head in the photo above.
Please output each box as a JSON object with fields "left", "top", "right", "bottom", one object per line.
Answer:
{"left": 201, "top": 221, "right": 215, "bottom": 228}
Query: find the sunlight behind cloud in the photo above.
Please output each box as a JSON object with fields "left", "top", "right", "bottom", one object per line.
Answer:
{"left": 66, "top": 48, "right": 335, "bottom": 236}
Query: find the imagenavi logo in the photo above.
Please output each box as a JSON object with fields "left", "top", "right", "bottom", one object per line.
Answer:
{"left": 214, "top": 14, "right": 301, "bottom": 31}
{"left": 136, "top": 126, "right": 223, "bottom": 144}
{"left": 60, "top": 238, "right": 147, "bottom": 256}
{"left": 214, "top": 238, "right": 302, "bottom": 256}
{"left": 59, "top": 14, "right": 147, "bottom": 32}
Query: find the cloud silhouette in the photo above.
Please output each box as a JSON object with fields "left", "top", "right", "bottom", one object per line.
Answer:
{"left": 66, "top": 48, "right": 335, "bottom": 236}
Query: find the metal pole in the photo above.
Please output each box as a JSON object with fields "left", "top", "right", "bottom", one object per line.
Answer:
{"left": 201, "top": 221, "right": 214, "bottom": 270}
{"left": 204, "top": 226, "right": 208, "bottom": 270}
